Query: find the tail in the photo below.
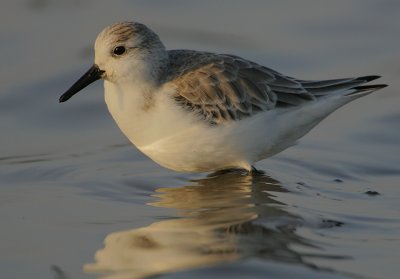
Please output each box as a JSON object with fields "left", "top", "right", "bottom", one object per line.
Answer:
{"left": 344, "top": 76, "right": 388, "bottom": 97}
{"left": 298, "top": 75, "right": 388, "bottom": 99}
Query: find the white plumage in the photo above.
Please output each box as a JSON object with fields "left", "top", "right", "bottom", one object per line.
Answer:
{"left": 60, "top": 22, "right": 387, "bottom": 173}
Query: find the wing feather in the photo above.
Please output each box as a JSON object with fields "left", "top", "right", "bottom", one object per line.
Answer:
{"left": 167, "top": 50, "right": 381, "bottom": 125}
{"left": 171, "top": 51, "right": 303, "bottom": 124}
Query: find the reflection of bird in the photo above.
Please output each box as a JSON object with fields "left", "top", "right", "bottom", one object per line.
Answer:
{"left": 84, "top": 171, "right": 344, "bottom": 279}
{"left": 60, "top": 21, "right": 387, "bottom": 173}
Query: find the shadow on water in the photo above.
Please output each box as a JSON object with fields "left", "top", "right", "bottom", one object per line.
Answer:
{"left": 84, "top": 171, "right": 352, "bottom": 279}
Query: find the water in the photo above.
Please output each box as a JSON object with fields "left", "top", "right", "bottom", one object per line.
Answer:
{"left": 1, "top": 1, "right": 399, "bottom": 279}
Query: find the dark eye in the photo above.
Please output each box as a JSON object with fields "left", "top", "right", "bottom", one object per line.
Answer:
{"left": 113, "top": 46, "right": 126, "bottom": 56}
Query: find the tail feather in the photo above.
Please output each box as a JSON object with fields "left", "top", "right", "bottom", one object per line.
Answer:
{"left": 355, "top": 75, "right": 381, "bottom": 82}
{"left": 345, "top": 83, "right": 388, "bottom": 97}
{"left": 298, "top": 75, "right": 387, "bottom": 98}
{"left": 305, "top": 80, "right": 365, "bottom": 95}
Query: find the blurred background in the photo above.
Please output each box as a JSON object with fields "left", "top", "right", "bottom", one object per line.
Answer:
{"left": 1, "top": 1, "right": 399, "bottom": 279}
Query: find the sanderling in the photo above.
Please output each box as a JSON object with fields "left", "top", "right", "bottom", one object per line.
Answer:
{"left": 60, "top": 21, "right": 387, "bottom": 173}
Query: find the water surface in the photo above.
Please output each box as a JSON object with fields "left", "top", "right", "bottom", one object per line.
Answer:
{"left": 1, "top": 1, "right": 399, "bottom": 279}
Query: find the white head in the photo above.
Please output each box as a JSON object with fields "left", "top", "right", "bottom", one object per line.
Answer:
{"left": 95, "top": 22, "right": 168, "bottom": 83}
{"left": 60, "top": 21, "right": 168, "bottom": 102}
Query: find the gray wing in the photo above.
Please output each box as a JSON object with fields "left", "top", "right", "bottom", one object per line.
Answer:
{"left": 168, "top": 50, "right": 381, "bottom": 125}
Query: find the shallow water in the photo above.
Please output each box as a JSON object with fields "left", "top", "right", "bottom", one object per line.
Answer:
{"left": 1, "top": 1, "right": 400, "bottom": 279}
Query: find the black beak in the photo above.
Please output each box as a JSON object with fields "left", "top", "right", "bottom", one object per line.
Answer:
{"left": 59, "top": 64, "right": 105, "bottom": 103}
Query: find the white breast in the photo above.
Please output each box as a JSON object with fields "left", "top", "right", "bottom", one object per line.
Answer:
{"left": 103, "top": 81, "right": 255, "bottom": 171}
{"left": 103, "top": 80, "right": 345, "bottom": 172}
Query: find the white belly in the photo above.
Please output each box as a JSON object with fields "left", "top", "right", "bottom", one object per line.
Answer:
{"left": 138, "top": 124, "right": 253, "bottom": 172}
{"left": 103, "top": 82, "right": 251, "bottom": 171}
{"left": 104, "top": 81, "right": 344, "bottom": 172}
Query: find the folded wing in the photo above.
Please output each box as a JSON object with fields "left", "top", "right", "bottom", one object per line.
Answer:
{"left": 168, "top": 50, "right": 384, "bottom": 125}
